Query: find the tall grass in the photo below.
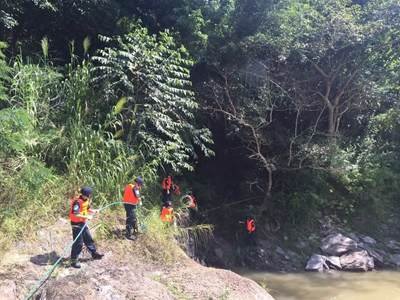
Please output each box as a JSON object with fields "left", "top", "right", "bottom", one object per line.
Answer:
{"left": 0, "top": 42, "right": 210, "bottom": 262}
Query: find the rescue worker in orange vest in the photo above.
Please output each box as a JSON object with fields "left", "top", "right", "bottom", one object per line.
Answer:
{"left": 161, "top": 175, "right": 180, "bottom": 206}
{"left": 160, "top": 201, "right": 174, "bottom": 223}
{"left": 246, "top": 217, "right": 256, "bottom": 234}
{"left": 245, "top": 216, "right": 256, "bottom": 246}
{"left": 161, "top": 175, "right": 173, "bottom": 205}
{"left": 69, "top": 186, "right": 103, "bottom": 268}
{"left": 123, "top": 176, "right": 144, "bottom": 240}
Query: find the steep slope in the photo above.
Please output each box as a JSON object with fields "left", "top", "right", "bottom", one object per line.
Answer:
{"left": 0, "top": 218, "right": 274, "bottom": 300}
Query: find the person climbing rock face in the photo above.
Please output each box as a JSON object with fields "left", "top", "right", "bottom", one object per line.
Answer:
{"left": 69, "top": 186, "right": 104, "bottom": 269}
{"left": 246, "top": 216, "right": 256, "bottom": 235}
{"left": 123, "top": 176, "right": 144, "bottom": 240}
{"left": 245, "top": 216, "right": 257, "bottom": 246}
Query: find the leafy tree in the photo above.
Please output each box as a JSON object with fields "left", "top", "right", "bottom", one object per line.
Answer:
{"left": 92, "top": 25, "right": 213, "bottom": 172}
{"left": 0, "top": 41, "right": 10, "bottom": 102}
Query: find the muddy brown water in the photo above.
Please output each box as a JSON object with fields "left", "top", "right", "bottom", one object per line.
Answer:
{"left": 243, "top": 271, "right": 400, "bottom": 300}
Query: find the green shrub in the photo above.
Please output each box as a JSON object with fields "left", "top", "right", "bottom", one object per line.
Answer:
{"left": 0, "top": 108, "right": 35, "bottom": 155}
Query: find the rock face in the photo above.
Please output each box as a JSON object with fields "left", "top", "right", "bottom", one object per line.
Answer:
{"left": 305, "top": 255, "right": 342, "bottom": 271}
{"left": 360, "top": 236, "right": 377, "bottom": 245}
{"left": 38, "top": 260, "right": 274, "bottom": 300}
{"left": 0, "top": 223, "right": 275, "bottom": 300}
{"left": 325, "top": 256, "right": 342, "bottom": 270}
{"left": 387, "top": 240, "right": 400, "bottom": 251}
{"left": 361, "top": 246, "right": 385, "bottom": 267}
{"left": 306, "top": 233, "right": 379, "bottom": 272}
{"left": 243, "top": 247, "right": 273, "bottom": 270}
{"left": 389, "top": 254, "right": 400, "bottom": 267}
{"left": 320, "top": 233, "right": 357, "bottom": 256}
{"left": 305, "top": 254, "right": 328, "bottom": 272}
{"left": 340, "top": 250, "right": 374, "bottom": 271}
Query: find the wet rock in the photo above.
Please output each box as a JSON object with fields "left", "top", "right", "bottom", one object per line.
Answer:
{"left": 360, "top": 236, "right": 377, "bottom": 245}
{"left": 340, "top": 250, "right": 374, "bottom": 271}
{"left": 276, "top": 246, "right": 290, "bottom": 260}
{"left": 326, "top": 256, "right": 341, "bottom": 270}
{"left": 387, "top": 240, "right": 400, "bottom": 251}
{"left": 295, "top": 240, "right": 308, "bottom": 249}
{"left": 321, "top": 233, "right": 357, "bottom": 256}
{"left": 287, "top": 250, "right": 302, "bottom": 261}
{"left": 204, "top": 237, "right": 236, "bottom": 268}
{"left": 0, "top": 280, "right": 16, "bottom": 300}
{"left": 243, "top": 247, "right": 273, "bottom": 270}
{"left": 389, "top": 254, "right": 400, "bottom": 267}
{"left": 305, "top": 254, "right": 328, "bottom": 272}
{"left": 347, "top": 233, "right": 361, "bottom": 243}
{"left": 362, "top": 247, "right": 385, "bottom": 267}
{"left": 214, "top": 248, "right": 224, "bottom": 261}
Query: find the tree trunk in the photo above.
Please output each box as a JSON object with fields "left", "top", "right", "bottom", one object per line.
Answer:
{"left": 327, "top": 105, "right": 338, "bottom": 144}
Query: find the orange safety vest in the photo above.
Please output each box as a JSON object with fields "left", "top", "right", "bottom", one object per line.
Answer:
{"left": 69, "top": 196, "right": 90, "bottom": 223}
{"left": 162, "top": 176, "right": 172, "bottom": 190}
{"left": 123, "top": 183, "right": 141, "bottom": 205}
{"left": 160, "top": 207, "right": 174, "bottom": 223}
{"left": 246, "top": 219, "right": 256, "bottom": 233}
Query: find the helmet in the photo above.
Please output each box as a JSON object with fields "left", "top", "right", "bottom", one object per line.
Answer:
{"left": 81, "top": 186, "right": 93, "bottom": 197}
{"left": 135, "top": 176, "right": 144, "bottom": 185}
{"left": 165, "top": 201, "right": 172, "bottom": 207}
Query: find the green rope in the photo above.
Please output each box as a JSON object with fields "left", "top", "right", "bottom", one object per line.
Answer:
{"left": 25, "top": 200, "right": 126, "bottom": 300}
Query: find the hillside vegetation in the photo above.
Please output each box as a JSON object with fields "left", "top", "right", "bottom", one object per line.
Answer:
{"left": 0, "top": 0, "right": 399, "bottom": 251}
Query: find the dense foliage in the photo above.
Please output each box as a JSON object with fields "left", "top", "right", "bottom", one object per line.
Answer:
{"left": 0, "top": 0, "right": 399, "bottom": 244}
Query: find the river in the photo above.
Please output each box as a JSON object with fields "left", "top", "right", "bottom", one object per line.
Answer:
{"left": 244, "top": 271, "right": 400, "bottom": 300}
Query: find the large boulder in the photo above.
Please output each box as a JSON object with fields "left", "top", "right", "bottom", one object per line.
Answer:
{"left": 360, "top": 246, "right": 385, "bottom": 267}
{"left": 321, "top": 233, "right": 357, "bottom": 256}
{"left": 305, "top": 254, "right": 328, "bottom": 272}
{"left": 325, "top": 256, "right": 342, "bottom": 270}
{"left": 340, "top": 250, "right": 374, "bottom": 271}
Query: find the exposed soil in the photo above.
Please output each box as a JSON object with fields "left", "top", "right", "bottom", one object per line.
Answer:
{"left": 0, "top": 218, "right": 273, "bottom": 300}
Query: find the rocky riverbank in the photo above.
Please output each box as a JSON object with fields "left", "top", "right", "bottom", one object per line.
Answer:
{"left": 198, "top": 215, "right": 400, "bottom": 273}
{"left": 0, "top": 218, "right": 273, "bottom": 300}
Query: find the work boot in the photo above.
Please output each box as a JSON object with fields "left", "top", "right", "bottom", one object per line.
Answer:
{"left": 127, "top": 235, "right": 137, "bottom": 241}
{"left": 71, "top": 259, "right": 81, "bottom": 269}
{"left": 133, "top": 221, "right": 139, "bottom": 235}
{"left": 125, "top": 227, "right": 135, "bottom": 240}
{"left": 92, "top": 252, "right": 104, "bottom": 260}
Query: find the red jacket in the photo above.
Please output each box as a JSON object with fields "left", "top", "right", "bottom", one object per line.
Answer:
{"left": 162, "top": 176, "right": 172, "bottom": 190}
